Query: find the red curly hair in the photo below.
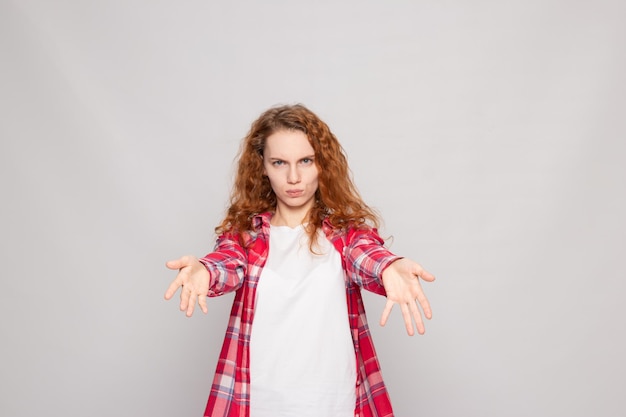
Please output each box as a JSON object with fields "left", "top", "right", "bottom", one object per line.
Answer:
{"left": 216, "top": 104, "right": 379, "bottom": 246}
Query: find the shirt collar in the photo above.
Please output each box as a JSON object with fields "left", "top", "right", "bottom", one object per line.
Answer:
{"left": 251, "top": 212, "right": 273, "bottom": 233}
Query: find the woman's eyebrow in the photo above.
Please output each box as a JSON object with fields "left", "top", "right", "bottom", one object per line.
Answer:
{"left": 266, "top": 154, "right": 315, "bottom": 160}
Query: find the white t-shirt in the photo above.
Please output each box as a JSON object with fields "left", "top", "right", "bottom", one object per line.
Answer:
{"left": 249, "top": 224, "right": 357, "bottom": 417}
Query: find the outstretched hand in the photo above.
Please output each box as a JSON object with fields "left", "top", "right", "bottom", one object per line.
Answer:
{"left": 380, "top": 258, "right": 435, "bottom": 336}
{"left": 164, "top": 255, "right": 211, "bottom": 317}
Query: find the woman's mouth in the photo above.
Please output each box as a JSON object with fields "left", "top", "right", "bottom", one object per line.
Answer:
{"left": 286, "top": 190, "right": 304, "bottom": 197}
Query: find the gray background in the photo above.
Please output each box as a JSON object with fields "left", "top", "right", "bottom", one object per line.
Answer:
{"left": 1, "top": 1, "right": 625, "bottom": 416}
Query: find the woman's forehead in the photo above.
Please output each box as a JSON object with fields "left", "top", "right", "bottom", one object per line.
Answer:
{"left": 264, "top": 130, "right": 314, "bottom": 158}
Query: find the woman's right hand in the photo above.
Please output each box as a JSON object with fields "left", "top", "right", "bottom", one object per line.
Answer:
{"left": 164, "top": 256, "right": 210, "bottom": 317}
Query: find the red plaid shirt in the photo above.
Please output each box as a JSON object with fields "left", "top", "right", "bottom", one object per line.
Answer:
{"left": 199, "top": 212, "right": 401, "bottom": 417}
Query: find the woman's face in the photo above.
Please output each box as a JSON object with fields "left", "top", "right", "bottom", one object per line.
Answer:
{"left": 263, "top": 129, "right": 319, "bottom": 223}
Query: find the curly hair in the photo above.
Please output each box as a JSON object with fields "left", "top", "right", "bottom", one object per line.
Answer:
{"left": 216, "top": 104, "right": 379, "bottom": 248}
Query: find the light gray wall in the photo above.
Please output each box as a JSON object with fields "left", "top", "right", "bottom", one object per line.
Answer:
{"left": 1, "top": 1, "right": 624, "bottom": 416}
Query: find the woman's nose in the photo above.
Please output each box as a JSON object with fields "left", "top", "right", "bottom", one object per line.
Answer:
{"left": 287, "top": 166, "right": 300, "bottom": 184}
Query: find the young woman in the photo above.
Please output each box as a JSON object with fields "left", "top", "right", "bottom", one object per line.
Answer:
{"left": 164, "top": 104, "right": 435, "bottom": 417}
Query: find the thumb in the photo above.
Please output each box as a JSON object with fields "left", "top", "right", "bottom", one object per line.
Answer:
{"left": 417, "top": 269, "right": 436, "bottom": 282}
{"left": 165, "top": 258, "right": 185, "bottom": 270}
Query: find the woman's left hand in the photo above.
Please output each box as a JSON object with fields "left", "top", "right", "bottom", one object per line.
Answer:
{"left": 381, "top": 258, "right": 435, "bottom": 336}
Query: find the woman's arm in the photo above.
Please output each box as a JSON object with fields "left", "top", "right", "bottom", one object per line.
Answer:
{"left": 345, "top": 228, "right": 435, "bottom": 335}
{"left": 164, "top": 233, "right": 247, "bottom": 317}
{"left": 343, "top": 228, "right": 402, "bottom": 294}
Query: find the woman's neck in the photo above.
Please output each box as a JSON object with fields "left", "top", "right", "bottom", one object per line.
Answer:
{"left": 271, "top": 204, "right": 311, "bottom": 228}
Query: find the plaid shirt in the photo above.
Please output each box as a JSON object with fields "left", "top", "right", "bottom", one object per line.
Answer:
{"left": 199, "top": 212, "right": 401, "bottom": 417}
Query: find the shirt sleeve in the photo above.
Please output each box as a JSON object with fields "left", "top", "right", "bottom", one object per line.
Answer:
{"left": 344, "top": 228, "right": 402, "bottom": 295}
{"left": 198, "top": 232, "right": 248, "bottom": 297}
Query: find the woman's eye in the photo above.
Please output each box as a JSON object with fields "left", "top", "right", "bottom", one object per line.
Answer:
{"left": 302, "top": 158, "right": 313, "bottom": 164}
{"left": 272, "top": 160, "right": 284, "bottom": 166}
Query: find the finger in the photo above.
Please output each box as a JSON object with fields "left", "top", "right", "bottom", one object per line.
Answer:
{"left": 186, "top": 291, "right": 197, "bottom": 317}
{"left": 198, "top": 293, "right": 208, "bottom": 314}
{"left": 165, "top": 258, "right": 184, "bottom": 270}
{"left": 379, "top": 299, "right": 395, "bottom": 327}
{"left": 166, "top": 255, "right": 196, "bottom": 271}
{"left": 416, "top": 268, "right": 436, "bottom": 282}
{"left": 400, "top": 302, "right": 415, "bottom": 336}
{"left": 164, "top": 258, "right": 189, "bottom": 300}
{"left": 416, "top": 289, "right": 433, "bottom": 320}
{"left": 412, "top": 279, "right": 432, "bottom": 319}
{"left": 179, "top": 285, "right": 189, "bottom": 312}
{"left": 409, "top": 300, "right": 426, "bottom": 335}
{"left": 164, "top": 276, "right": 183, "bottom": 300}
